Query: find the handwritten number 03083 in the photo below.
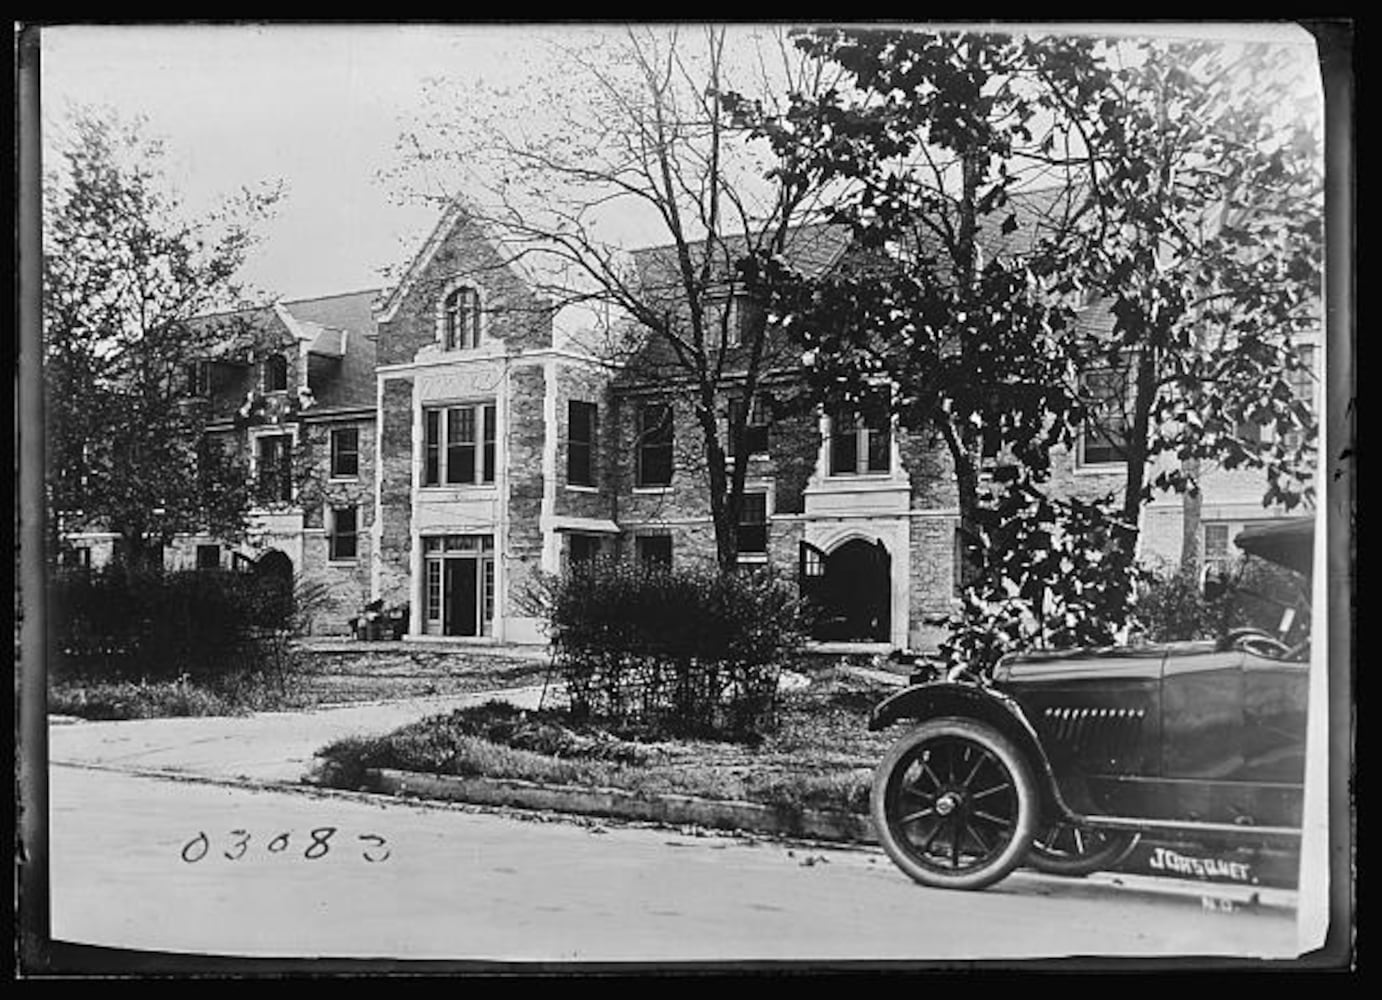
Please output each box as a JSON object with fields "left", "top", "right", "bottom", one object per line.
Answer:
{"left": 181, "top": 828, "right": 389, "bottom": 863}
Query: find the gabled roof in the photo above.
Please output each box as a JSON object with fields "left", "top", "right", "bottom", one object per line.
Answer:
{"left": 373, "top": 197, "right": 545, "bottom": 324}
{"left": 630, "top": 222, "right": 853, "bottom": 298}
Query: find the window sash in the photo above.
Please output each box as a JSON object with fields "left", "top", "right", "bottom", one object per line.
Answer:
{"left": 256, "top": 435, "right": 293, "bottom": 502}
{"left": 730, "top": 396, "right": 769, "bottom": 456}
{"left": 331, "top": 427, "right": 360, "bottom": 478}
{"left": 195, "top": 544, "right": 220, "bottom": 570}
{"left": 425, "top": 404, "right": 494, "bottom": 486}
{"left": 263, "top": 354, "right": 288, "bottom": 392}
{"left": 443, "top": 287, "right": 480, "bottom": 350}
{"left": 636, "top": 534, "right": 672, "bottom": 569}
{"left": 568, "top": 400, "right": 597, "bottom": 486}
{"left": 830, "top": 407, "right": 890, "bottom": 475}
{"left": 330, "top": 506, "right": 359, "bottom": 561}
{"left": 1079, "top": 366, "right": 1132, "bottom": 465}
{"left": 637, "top": 403, "right": 673, "bottom": 486}
{"left": 737, "top": 493, "right": 768, "bottom": 554}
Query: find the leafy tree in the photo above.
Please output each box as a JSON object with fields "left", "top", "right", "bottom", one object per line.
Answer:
{"left": 731, "top": 28, "right": 1322, "bottom": 660}
{"left": 388, "top": 26, "right": 843, "bottom": 570}
{"left": 43, "top": 109, "right": 282, "bottom": 568}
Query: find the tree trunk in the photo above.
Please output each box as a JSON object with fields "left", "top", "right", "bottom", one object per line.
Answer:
{"left": 1179, "top": 457, "right": 1202, "bottom": 577}
{"left": 1121, "top": 344, "right": 1161, "bottom": 543}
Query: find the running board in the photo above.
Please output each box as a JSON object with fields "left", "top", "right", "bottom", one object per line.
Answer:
{"left": 1069, "top": 814, "right": 1302, "bottom": 842}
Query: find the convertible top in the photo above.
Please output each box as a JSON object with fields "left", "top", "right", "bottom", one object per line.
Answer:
{"left": 1234, "top": 517, "right": 1316, "bottom": 578}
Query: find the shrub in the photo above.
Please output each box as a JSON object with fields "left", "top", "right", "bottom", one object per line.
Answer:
{"left": 1135, "top": 554, "right": 1309, "bottom": 643}
{"left": 523, "top": 561, "right": 806, "bottom": 741}
{"left": 50, "top": 565, "right": 319, "bottom": 682}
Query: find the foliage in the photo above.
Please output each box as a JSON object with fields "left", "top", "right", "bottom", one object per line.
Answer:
{"left": 1132, "top": 564, "right": 1239, "bottom": 642}
{"left": 43, "top": 108, "right": 281, "bottom": 566}
{"left": 390, "top": 27, "right": 839, "bottom": 569}
{"left": 49, "top": 565, "right": 313, "bottom": 682}
{"left": 939, "top": 475, "right": 1142, "bottom": 674}
{"left": 521, "top": 560, "right": 806, "bottom": 740}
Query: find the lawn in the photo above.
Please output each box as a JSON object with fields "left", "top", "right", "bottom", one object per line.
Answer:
{"left": 48, "top": 643, "right": 556, "bottom": 720}
{"left": 312, "top": 663, "right": 902, "bottom": 817}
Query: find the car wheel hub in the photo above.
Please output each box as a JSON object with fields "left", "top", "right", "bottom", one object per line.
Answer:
{"left": 936, "top": 791, "right": 962, "bottom": 816}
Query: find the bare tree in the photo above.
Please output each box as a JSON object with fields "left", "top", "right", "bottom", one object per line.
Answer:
{"left": 388, "top": 25, "right": 844, "bottom": 570}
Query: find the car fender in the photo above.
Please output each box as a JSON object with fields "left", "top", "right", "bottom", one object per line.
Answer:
{"left": 869, "top": 681, "right": 1080, "bottom": 823}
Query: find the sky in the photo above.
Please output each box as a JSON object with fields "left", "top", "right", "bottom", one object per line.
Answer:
{"left": 39, "top": 22, "right": 1323, "bottom": 305}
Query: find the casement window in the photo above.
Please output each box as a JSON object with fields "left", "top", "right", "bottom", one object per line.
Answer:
{"left": 1077, "top": 363, "right": 1132, "bottom": 466}
{"left": 737, "top": 492, "right": 769, "bottom": 555}
{"left": 255, "top": 433, "right": 294, "bottom": 502}
{"left": 423, "top": 402, "right": 497, "bottom": 486}
{"left": 635, "top": 533, "right": 672, "bottom": 571}
{"left": 195, "top": 544, "right": 221, "bottom": 570}
{"left": 442, "top": 286, "right": 481, "bottom": 351}
{"left": 330, "top": 426, "right": 360, "bottom": 479}
{"left": 636, "top": 402, "right": 674, "bottom": 487}
{"left": 262, "top": 353, "right": 288, "bottom": 392}
{"left": 567, "top": 400, "right": 597, "bottom": 487}
{"left": 329, "top": 505, "right": 359, "bottom": 562}
{"left": 568, "top": 533, "right": 603, "bottom": 572}
{"left": 729, "top": 394, "right": 771, "bottom": 456}
{"left": 830, "top": 397, "right": 891, "bottom": 475}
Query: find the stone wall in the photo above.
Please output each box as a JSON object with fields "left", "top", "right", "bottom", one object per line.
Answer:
{"left": 376, "top": 377, "right": 415, "bottom": 608}
{"left": 552, "top": 363, "right": 618, "bottom": 522}
{"left": 504, "top": 363, "right": 547, "bottom": 622}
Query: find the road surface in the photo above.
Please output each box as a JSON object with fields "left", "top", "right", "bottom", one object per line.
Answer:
{"left": 49, "top": 764, "right": 1300, "bottom": 964}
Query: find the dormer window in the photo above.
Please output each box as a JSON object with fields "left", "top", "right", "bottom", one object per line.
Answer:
{"left": 262, "top": 353, "right": 288, "bottom": 393}
{"left": 442, "top": 286, "right": 481, "bottom": 351}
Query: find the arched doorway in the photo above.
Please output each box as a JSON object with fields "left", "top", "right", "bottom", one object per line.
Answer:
{"left": 800, "top": 538, "right": 891, "bottom": 642}
{"left": 253, "top": 549, "right": 295, "bottom": 626}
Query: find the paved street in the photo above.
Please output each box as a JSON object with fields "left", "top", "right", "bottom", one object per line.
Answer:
{"left": 51, "top": 765, "right": 1299, "bottom": 963}
{"left": 38, "top": 693, "right": 1307, "bottom": 965}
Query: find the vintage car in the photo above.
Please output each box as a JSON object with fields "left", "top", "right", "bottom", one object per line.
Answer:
{"left": 868, "top": 516, "right": 1315, "bottom": 891}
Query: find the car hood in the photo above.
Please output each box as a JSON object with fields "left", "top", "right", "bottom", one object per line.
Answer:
{"left": 992, "top": 641, "right": 1220, "bottom": 684}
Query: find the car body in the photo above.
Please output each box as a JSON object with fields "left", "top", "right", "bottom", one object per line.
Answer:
{"left": 867, "top": 517, "right": 1315, "bottom": 890}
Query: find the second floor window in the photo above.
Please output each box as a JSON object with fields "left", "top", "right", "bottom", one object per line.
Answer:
{"left": 185, "top": 360, "right": 210, "bottom": 397}
{"left": 443, "top": 286, "right": 481, "bottom": 350}
{"left": 262, "top": 353, "right": 288, "bottom": 392}
{"left": 256, "top": 433, "right": 293, "bottom": 502}
{"left": 331, "top": 426, "right": 360, "bottom": 479}
{"left": 568, "top": 400, "right": 597, "bottom": 487}
{"left": 424, "top": 402, "right": 497, "bottom": 486}
{"left": 637, "top": 402, "right": 673, "bottom": 487}
{"left": 737, "top": 492, "right": 768, "bottom": 555}
{"left": 830, "top": 399, "right": 890, "bottom": 475}
{"left": 1078, "top": 363, "right": 1132, "bottom": 466}
{"left": 729, "top": 394, "right": 771, "bottom": 456}
{"left": 636, "top": 533, "right": 672, "bottom": 570}
{"left": 329, "top": 505, "right": 359, "bottom": 561}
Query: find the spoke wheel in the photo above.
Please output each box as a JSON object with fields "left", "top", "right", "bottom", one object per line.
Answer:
{"left": 1027, "top": 823, "right": 1140, "bottom": 878}
{"left": 872, "top": 717, "right": 1037, "bottom": 891}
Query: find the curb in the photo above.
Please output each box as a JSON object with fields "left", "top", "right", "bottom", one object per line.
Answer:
{"left": 368, "top": 768, "right": 874, "bottom": 843}
{"left": 365, "top": 767, "right": 1301, "bottom": 912}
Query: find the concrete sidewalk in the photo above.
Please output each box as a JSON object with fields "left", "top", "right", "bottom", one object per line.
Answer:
{"left": 48, "top": 685, "right": 552, "bottom": 784}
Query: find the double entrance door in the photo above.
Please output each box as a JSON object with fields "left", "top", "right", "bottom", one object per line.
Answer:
{"left": 423, "top": 535, "right": 495, "bottom": 637}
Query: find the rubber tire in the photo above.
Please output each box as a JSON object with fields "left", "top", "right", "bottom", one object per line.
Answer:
{"left": 1027, "top": 825, "right": 1140, "bottom": 878}
{"left": 872, "top": 716, "right": 1038, "bottom": 891}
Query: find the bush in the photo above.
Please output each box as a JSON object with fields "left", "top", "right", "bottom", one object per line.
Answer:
{"left": 1135, "top": 555, "right": 1309, "bottom": 643}
{"left": 523, "top": 561, "right": 806, "bottom": 741}
{"left": 50, "top": 565, "right": 320, "bottom": 682}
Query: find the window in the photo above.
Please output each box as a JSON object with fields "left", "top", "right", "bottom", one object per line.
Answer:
{"left": 61, "top": 547, "right": 91, "bottom": 569}
{"left": 637, "top": 402, "right": 673, "bottom": 487}
{"left": 636, "top": 534, "right": 672, "bottom": 571}
{"left": 329, "top": 506, "right": 359, "bottom": 561}
{"left": 185, "top": 360, "right": 210, "bottom": 397}
{"left": 442, "top": 286, "right": 481, "bottom": 350}
{"left": 1289, "top": 345, "right": 1317, "bottom": 410}
{"left": 830, "top": 397, "right": 890, "bottom": 475}
{"left": 719, "top": 295, "right": 761, "bottom": 349}
{"left": 330, "top": 426, "right": 360, "bottom": 479}
{"left": 729, "top": 394, "right": 770, "bottom": 456}
{"left": 196, "top": 544, "right": 221, "bottom": 570}
{"left": 802, "top": 545, "right": 824, "bottom": 578}
{"left": 737, "top": 492, "right": 768, "bottom": 555}
{"left": 568, "top": 400, "right": 597, "bottom": 487}
{"left": 1078, "top": 364, "right": 1131, "bottom": 466}
{"left": 568, "top": 533, "right": 603, "bottom": 572}
{"left": 262, "top": 354, "right": 288, "bottom": 392}
{"left": 423, "top": 403, "right": 497, "bottom": 486}
{"left": 1203, "top": 523, "right": 1232, "bottom": 581}
{"left": 256, "top": 434, "right": 293, "bottom": 502}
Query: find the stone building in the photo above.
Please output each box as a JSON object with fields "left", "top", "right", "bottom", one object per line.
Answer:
{"left": 71, "top": 198, "right": 1317, "bottom": 646}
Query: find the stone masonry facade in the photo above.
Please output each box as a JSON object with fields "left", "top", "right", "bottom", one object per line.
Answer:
{"left": 90, "top": 200, "right": 1314, "bottom": 645}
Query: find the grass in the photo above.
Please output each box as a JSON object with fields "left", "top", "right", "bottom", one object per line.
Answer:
{"left": 48, "top": 644, "right": 556, "bottom": 720}
{"left": 314, "top": 666, "right": 899, "bottom": 817}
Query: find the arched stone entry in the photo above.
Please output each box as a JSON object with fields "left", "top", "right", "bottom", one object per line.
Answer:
{"left": 254, "top": 549, "right": 293, "bottom": 585}
{"left": 800, "top": 537, "right": 891, "bottom": 642}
